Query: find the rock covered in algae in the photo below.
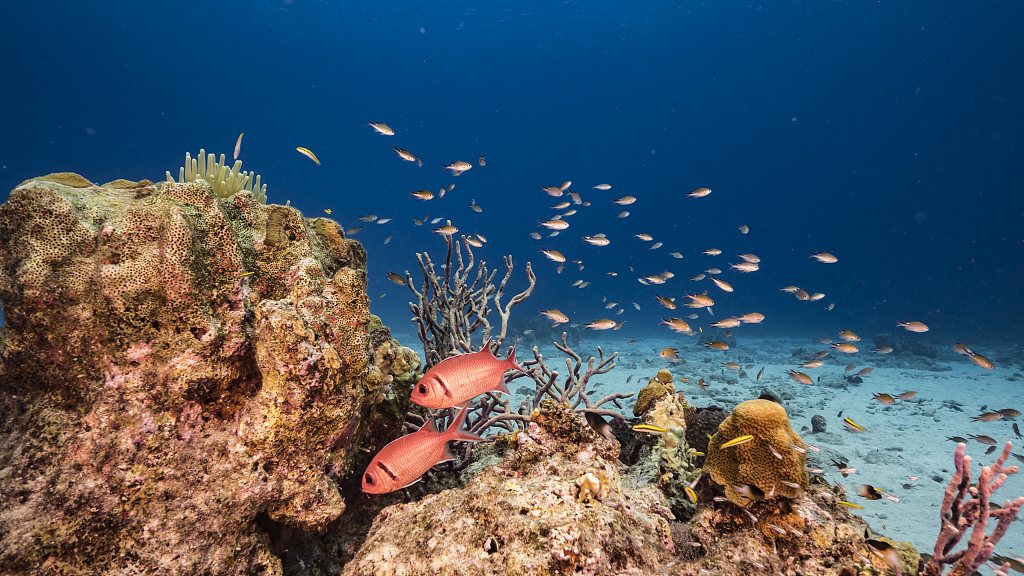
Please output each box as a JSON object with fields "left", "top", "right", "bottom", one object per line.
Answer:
{"left": 634, "top": 393, "right": 702, "bottom": 521}
{"left": 0, "top": 174, "right": 387, "bottom": 574}
{"left": 632, "top": 368, "right": 676, "bottom": 416}
{"left": 342, "top": 400, "right": 676, "bottom": 576}
{"left": 703, "top": 399, "right": 808, "bottom": 506}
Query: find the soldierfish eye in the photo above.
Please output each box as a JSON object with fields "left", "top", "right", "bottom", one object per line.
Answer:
{"left": 418, "top": 384, "right": 427, "bottom": 394}
{"left": 364, "top": 474, "right": 374, "bottom": 484}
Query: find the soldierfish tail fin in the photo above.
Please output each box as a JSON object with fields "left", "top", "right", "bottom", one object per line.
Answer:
{"left": 443, "top": 405, "right": 483, "bottom": 443}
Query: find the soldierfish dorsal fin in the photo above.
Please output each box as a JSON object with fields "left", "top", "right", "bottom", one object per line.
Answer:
{"left": 478, "top": 337, "right": 500, "bottom": 361}
{"left": 503, "top": 338, "right": 526, "bottom": 375}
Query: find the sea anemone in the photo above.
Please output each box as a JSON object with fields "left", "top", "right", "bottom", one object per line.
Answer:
{"left": 166, "top": 149, "right": 267, "bottom": 204}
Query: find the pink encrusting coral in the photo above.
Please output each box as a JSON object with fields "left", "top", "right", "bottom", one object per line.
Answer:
{"left": 925, "top": 441, "right": 1024, "bottom": 575}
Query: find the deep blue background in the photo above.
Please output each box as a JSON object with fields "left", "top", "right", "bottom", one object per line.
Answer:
{"left": 2, "top": 0, "right": 1022, "bottom": 341}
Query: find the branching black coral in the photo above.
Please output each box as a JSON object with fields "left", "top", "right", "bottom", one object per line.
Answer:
{"left": 406, "top": 235, "right": 535, "bottom": 368}
{"left": 510, "top": 332, "right": 634, "bottom": 428}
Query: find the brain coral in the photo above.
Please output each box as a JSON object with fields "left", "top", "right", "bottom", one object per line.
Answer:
{"left": 0, "top": 173, "right": 380, "bottom": 574}
{"left": 704, "top": 399, "right": 808, "bottom": 506}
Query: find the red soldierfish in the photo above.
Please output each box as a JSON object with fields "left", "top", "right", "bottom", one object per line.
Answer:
{"left": 411, "top": 339, "right": 523, "bottom": 409}
{"left": 361, "top": 407, "right": 482, "bottom": 494}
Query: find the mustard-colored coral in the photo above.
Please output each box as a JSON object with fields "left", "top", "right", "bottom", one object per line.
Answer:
{"left": 368, "top": 314, "right": 384, "bottom": 333}
{"left": 33, "top": 172, "right": 94, "bottom": 188}
{"left": 758, "top": 509, "right": 805, "bottom": 540}
{"left": 633, "top": 381, "right": 669, "bottom": 416}
{"left": 704, "top": 399, "right": 808, "bottom": 506}
{"left": 656, "top": 368, "right": 673, "bottom": 385}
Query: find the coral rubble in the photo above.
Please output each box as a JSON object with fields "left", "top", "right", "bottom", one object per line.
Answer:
{"left": 342, "top": 400, "right": 676, "bottom": 576}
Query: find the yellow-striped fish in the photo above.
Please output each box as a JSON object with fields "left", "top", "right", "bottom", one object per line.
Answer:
{"left": 684, "top": 485, "right": 697, "bottom": 503}
{"left": 236, "top": 271, "right": 255, "bottom": 278}
{"left": 296, "top": 147, "right": 321, "bottom": 165}
{"left": 633, "top": 424, "right": 669, "bottom": 434}
{"left": 843, "top": 417, "right": 865, "bottom": 433}
{"left": 836, "top": 500, "right": 864, "bottom": 509}
{"left": 720, "top": 435, "right": 754, "bottom": 449}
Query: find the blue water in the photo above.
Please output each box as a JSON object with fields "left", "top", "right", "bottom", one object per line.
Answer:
{"left": 1, "top": 0, "right": 1022, "bottom": 340}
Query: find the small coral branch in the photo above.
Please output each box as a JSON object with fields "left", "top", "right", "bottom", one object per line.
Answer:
{"left": 466, "top": 391, "right": 531, "bottom": 436}
{"left": 925, "top": 441, "right": 1023, "bottom": 576}
{"left": 508, "top": 332, "right": 632, "bottom": 427}
{"left": 406, "top": 235, "right": 535, "bottom": 368}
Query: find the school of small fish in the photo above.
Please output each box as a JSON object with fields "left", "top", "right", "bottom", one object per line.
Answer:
{"left": 283, "top": 118, "right": 1011, "bottom": 513}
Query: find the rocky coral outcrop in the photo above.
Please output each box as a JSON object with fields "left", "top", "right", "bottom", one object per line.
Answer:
{"left": 683, "top": 405, "right": 728, "bottom": 466}
{"left": 632, "top": 393, "right": 702, "bottom": 522}
{"left": 343, "top": 400, "right": 677, "bottom": 576}
{"left": 0, "top": 174, "right": 392, "bottom": 574}
{"left": 687, "top": 479, "right": 914, "bottom": 575}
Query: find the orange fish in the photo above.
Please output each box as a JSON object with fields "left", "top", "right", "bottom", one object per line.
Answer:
{"left": 361, "top": 407, "right": 482, "bottom": 494}
{"left": 411, "top": 339, "right": 523, "bottom": 408}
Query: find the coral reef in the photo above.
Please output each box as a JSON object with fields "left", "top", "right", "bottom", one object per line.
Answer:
{"left": 687, "top": 480, "right": 907, "bottom": 575}
{"left": 636, "top": 393, "right": 702, "bottom": 521}
{"left": 4, "top": 174, "right": 1020, "bottom": 576}
{"left": 0, "top": 174, "right": 385, "bottom": 574}
{"left": 345, "top": 394, "right": 933, "bottom": 576}
{"left": 342, "top": 400, "right": 675, "bottom": 576}
{"left": 703, "top": 399, "right": 808, "bottom": 506}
